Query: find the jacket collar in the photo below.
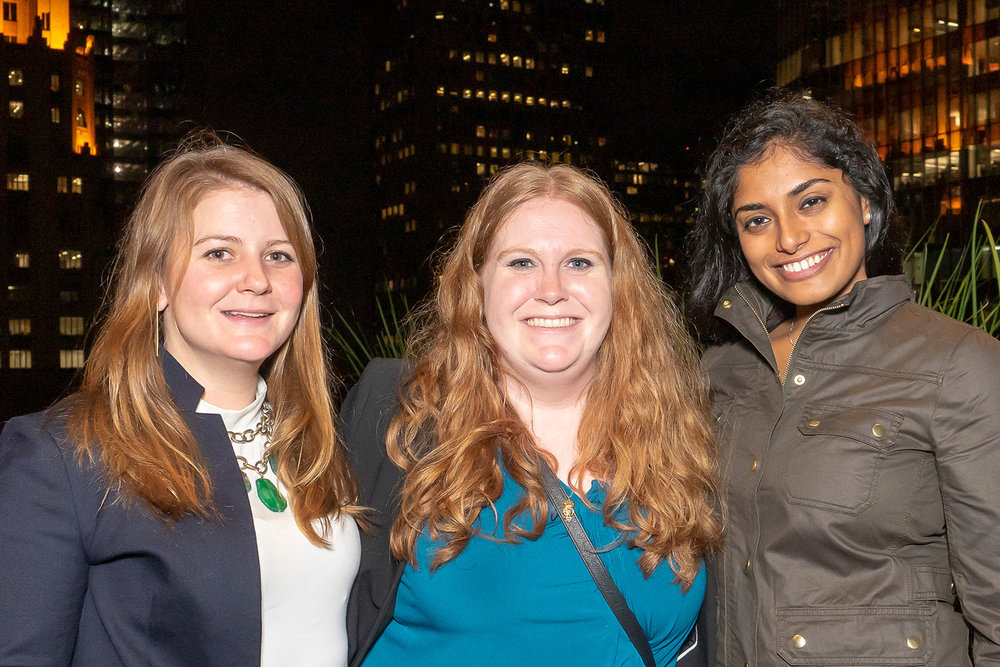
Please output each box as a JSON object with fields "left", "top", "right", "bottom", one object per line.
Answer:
{"left": 160, "top": 348, "right": 206, "bottom": 413}
{"left": 714, "top": 274, "right": 914, "bottom": 346}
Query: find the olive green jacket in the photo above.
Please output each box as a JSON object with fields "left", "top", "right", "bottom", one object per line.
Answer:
{"left": 704, "top": 275, "right": 1000, "bottom": 666}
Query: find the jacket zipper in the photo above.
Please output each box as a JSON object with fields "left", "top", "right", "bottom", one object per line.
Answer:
{"left": 732, "top": 285, "right": 848, "bottom": 385}
{"left": 781, "top": 301, "right": 848, "bottom": 383}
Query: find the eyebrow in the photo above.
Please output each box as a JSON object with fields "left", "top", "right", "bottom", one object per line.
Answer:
{"left": 496, "top": 246, "right": 605, "bottom": 258}
{"left": 732, "top": 177, "right": 832, "bottom": 215}
{"left": 193, "top": 235, "right": 291, "bottom": 247}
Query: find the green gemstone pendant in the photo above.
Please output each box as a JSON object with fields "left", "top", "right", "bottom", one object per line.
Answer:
{"left": 268, "top": 454, "right": 278, "bottom": 474}
{"left": 255, "top": 477, "right": 287, "bottom": 512}
{"left": 241, "top": 471, "right": 252, "bottom": 493}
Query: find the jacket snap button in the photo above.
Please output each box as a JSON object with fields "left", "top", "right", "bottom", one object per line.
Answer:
{"left": 808, "top": 418, "right": 821, "bottom": 427}
{"left": 722, "top": 300, "right": 732, "bottom": 308}
{"left": 872, "top": 423, "right": 886, "bottom": 438}
{"left": 792, "top": 634, "right": 806, "bottom": 648}
{"left": 793, "top": 374, "right": 806, "bottom": 386}
{"left": 750, "top": 458, "right": 758, "bottom": 471}
{"left": 906, "top": 635, "right": 921, "bottom": 650}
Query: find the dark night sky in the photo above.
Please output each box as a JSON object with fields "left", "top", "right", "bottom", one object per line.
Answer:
{"left": 181, "top": 1, "right": 779, "bottom": 311}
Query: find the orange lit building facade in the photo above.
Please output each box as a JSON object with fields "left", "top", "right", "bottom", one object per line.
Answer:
{"left": 371, "top": 0, "right": 610, "bottom": 296}
{"left": 1, "top": 0, "right": 109, "bottom": 419}
{"left": 777, "top": 0, "right": 1000, "bottom": 239}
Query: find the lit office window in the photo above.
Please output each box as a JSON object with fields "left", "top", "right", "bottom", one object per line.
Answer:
{"left": 9, "top": 100, "right": 24, "bottom": 118}
{"left": 585, "top": 29, "right": 594, "bottom": 41}
{"left": 561, "top": 64, "right": 570, "bottom": 75}
{"left": 60, "top": 316, "right": 85, "bottom": 336}
{"left": 596, "top": 31, "right": 606, "bottom": 43}
{"left": 60, "top": 350, "right": 85, "bottom": 368}
{"left": 8, "top": 285, "right": 31, "bottom": 301}
{"left": 436, "top": 85, "right": 445, "bottom": 96}
{"left": 59, "top": 250, "right": 83, "bottom": 269}
{"left": 74, "top": 79, "right": 84, "bottom": 95}
{"left": 6, "top": 173, "right": 29, "bottom": 191}
{"left": 8, "top": 318, "right": 30, "bottom": 335}
{"left": 585, "top": 67, "right": 593, "bottom": 77}
{"left": 8, "top": 68, "right": 23, "bottom": 85}
{"left": 57, "top": 176, "right": 68, "bottom": 193}
{"left": 71, "top": 177, "right": 82, "bottom": 194}
{"left": 9, "top": 350, "right": 32, "bottom": 369}
{"left": 51, "top": 106, "right": 60, "bottom": 123}
{"left": 14, "top": 252, "right": 29, "bottom": 268}
{"left": 50, "top": 74, "right": 60, "bottom": 91}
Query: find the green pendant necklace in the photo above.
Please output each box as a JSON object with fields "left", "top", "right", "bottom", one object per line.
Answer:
{"left": 229, "top": 401, "right": 287, "bottom": 512}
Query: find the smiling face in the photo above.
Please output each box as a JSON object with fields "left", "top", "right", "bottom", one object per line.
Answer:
{"left": 159, "top": 187, "right": 304, "bottom": 387}
{"left": 479, "top": 197, "right": 612, "bottom": 393}
{"left": 732, "top": 144, "right": 870, "bottom": 318}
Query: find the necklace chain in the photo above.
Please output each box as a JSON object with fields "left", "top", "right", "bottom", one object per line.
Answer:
{"left": 228, "top": 401, "right": 274, "bottom": 443}
{"left": 226, "top": 401, "right": 286, "bottom": 512}
{"left": 786, "top": 316, "right": 798, "bottom": 345}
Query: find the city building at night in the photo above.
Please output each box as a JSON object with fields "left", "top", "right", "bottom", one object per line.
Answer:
{"left": 776, "top": 0, "right": 1000, "bottom": 240}
{"left": 611, "top": 157, "right": 698, "bottom": 287}
{"left": 371, "top": 0, "right": 611, "bottom": 295}
{"left": 70, "top": 0, "right": 187, "bottom": 198}
{"left": 1, "top": 0, "right": 110, "bottom": 416}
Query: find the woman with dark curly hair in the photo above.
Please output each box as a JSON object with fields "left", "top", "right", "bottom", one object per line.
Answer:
{"left": 688, "top": 90, "right": 1000, "bottom": 665}
{"left": 344, "top": 162, "right": 723, "bottom": 666}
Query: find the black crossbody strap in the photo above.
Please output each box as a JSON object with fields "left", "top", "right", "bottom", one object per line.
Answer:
{"left": 537, "top": 460, "right": 656, "bottom": 667}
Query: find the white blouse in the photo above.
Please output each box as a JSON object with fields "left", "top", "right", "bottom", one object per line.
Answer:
{"left": 198, "top": 378, "right": 361, "bottom": 666}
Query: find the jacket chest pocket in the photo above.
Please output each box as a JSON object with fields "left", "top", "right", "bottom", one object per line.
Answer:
{"left": 782, "top": 402, "right": 903, "bottom": 515}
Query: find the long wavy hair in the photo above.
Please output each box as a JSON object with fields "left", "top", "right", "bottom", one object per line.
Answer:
{"left": 687, "top": 89, "right": 904, "bottom": 341}
{"left": 388, "top": 162, "right": 722, "bottom": 584}
{"left": 66, "top": 134, "right": 362, "bottom": 544}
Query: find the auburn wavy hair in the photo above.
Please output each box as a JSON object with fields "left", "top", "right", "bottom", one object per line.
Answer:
{"left": 388, "top": 162, "right": 722, "bottom": 584}
{"left": 66, "top": 133, "right": 362, "bottom": 545}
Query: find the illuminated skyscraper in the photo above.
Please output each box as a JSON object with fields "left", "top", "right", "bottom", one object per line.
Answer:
{"left": 1, "top": 0, "right": 108, "bottom": 416}
{"left": 776, "top": 0, "right": 1000, "bottom": 238}
{"left": 371, "top": 0, "right": 610, "bottom": 295}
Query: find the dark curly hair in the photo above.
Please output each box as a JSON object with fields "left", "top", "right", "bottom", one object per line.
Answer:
{"left": 686, "top": 89, "right": 903, "bottom": 341}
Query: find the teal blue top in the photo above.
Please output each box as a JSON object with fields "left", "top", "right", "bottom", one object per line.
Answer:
{"left": 364, "top": 464, "right": 706, "bottom": 666}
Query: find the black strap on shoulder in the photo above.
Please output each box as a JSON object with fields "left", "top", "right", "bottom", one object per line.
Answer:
{"left": 537, "top": 459, "right": 655, "bottom": 667}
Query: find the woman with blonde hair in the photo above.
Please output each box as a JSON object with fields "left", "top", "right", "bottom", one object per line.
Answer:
{"left": 343, "top": 162, "right": 722, "bottom": 666}
{"left": 0, "top": 136, "right": 363, "bottom": 665}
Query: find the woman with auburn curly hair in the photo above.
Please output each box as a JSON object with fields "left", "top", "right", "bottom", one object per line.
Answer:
{"left": 0, "top": 136, "right": 363, "bottom": 665}
{"left": 343, "top": 162, "right": 722, "bottom": 666}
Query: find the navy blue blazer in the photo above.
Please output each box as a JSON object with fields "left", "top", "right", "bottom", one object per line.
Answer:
{"left": 0, "top": 352, "right": 263, "bottom": 665}
{"left": 341, "top": 358, "right": 716, "bottom": 667}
